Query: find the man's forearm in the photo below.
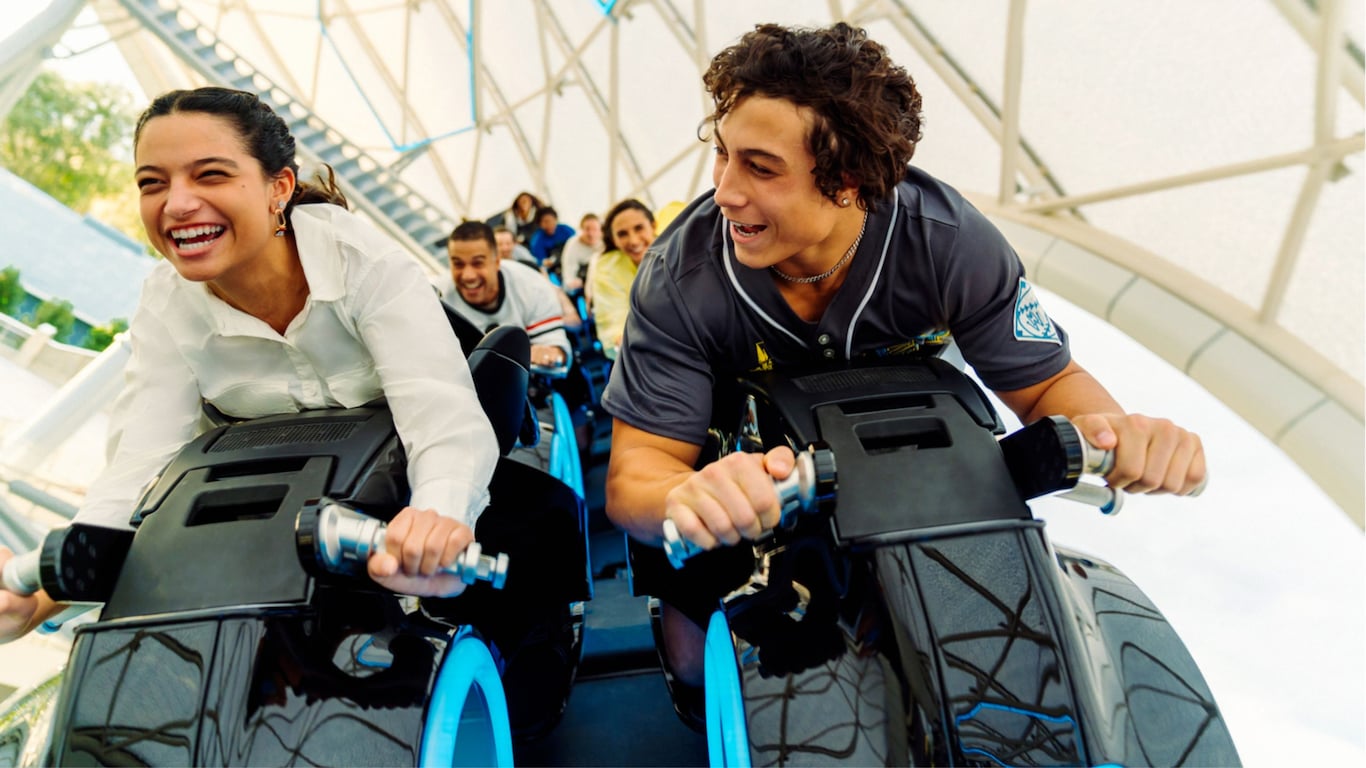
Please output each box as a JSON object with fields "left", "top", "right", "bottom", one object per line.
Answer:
{"left": 605, "top": 459, "right": 695, "bottom": 545}
{"left": 999, "top": 361, "right": 1124, "bottom": 425}
{"left": 604, "top": 422, "right": 701, "bottom": 545}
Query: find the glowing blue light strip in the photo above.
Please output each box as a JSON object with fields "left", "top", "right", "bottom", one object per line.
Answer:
{"left": 549, "top": 391, "right": 584, "bottom": 497}
{"left": 960, "top": 747, "right": 1011, "bottom": 768}
{"left": 955, "top": 701, "right": 1078, "bottom": 726}
{"left": 353, "top": 635, "right": 390, "bottom": 669}
{"left": 704, "top": 611, "right": 750, "bottom": 767}
{"left": 956, "top": 702, "right": 1091, "bottom": 768}
{"left": 419, "top": 630, "right": 514, "bottom": 767}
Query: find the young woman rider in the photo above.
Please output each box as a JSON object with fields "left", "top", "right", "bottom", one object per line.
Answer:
{"left": 1, "top": 87, "right": 498, "bottom": 642}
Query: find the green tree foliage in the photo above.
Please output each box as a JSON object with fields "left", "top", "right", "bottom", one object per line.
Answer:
{"left": 83, "top": 317, "right": 128, "bottom": 352}
{"left": 0, "top": 265, "right": 24, "bottom": 317}
{"left": 31, "top": 297, "right": 76, "bottom": 342}
{"left": 0, "top": 70, "right": 136, "bottom": 217}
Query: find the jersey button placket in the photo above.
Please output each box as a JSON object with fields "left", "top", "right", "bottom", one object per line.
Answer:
{"left": 817, "top": 333, "right": 836, "bottom": 359}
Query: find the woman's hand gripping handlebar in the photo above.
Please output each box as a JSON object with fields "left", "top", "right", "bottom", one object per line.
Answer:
{"left": 1, "top": 525, "right": 126, "bottom": 636}
{"left": 661, "top": 445, "right": 837, "bottom": 569}
{"left": 296, "top": 499, "right": 509, "bottom": 590}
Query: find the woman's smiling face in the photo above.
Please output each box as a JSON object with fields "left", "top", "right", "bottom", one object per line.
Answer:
{"left": 608, "top": 208, "right": 657, "bottom": 266}
{"left": 134, "top": 111, "right": 292, "bottom": 285}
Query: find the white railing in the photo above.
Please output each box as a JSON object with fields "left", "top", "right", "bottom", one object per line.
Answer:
{"left": 0, "top": 314, "right": 99, "bottom": 386}
{"left": 0, "top": 313, "right": 29, "bottom": 352}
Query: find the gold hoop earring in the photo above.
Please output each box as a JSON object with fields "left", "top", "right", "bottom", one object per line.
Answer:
{"left": 274, "top": 201, "right": 288, "bottom": 237}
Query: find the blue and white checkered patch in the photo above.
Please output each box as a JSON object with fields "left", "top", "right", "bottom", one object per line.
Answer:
{"left": 1013, "top": 278, "right": 1060, "bottom": 344}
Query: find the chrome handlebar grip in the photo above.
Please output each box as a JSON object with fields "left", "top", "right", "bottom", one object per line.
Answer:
{"left": 308, "top": 500, "right": 508, "bottom": 589}
{"left": 1, "top": 550, "right": 41, "bottom": 596}
{"left": 663, "top": 448, "right": 833, "bottom": 570}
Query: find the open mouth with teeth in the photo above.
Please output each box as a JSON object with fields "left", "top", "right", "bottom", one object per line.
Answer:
{"left": 730, "top": 221, "right": 766, "bottom": 238}
{"left": 170, "top": 225, "right": 225, "bottom": 253}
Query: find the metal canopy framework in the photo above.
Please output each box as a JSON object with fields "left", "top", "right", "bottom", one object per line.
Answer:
{"left": 3, "top": 0, "right": 1363, "bottom": 520}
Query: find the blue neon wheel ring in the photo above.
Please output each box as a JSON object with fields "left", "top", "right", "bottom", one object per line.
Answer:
{"left": 704, "top": 611, "right": 751, "bottom": 767}
{"left": 549, "top": 391, "right": 584, "bottom": 497}
{"left": 419, "top": 633, "right": 514, "bottom": 767}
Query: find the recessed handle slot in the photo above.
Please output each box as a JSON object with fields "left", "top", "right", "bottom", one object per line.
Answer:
{"left": 854, "top": 417, "right": 950, "bottom": 454}
{"left": 838, "top": 394, "right": 934, "bottom": 416}
{"left": 186, "top": 484, "right": 289, "bottom": 526}
{"left": 207, "top": 457, "right": 308, "bottom": 481}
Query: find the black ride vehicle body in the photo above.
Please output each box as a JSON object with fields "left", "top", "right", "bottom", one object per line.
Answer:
{"left": 38, "top": 407, "right": 468, "bottom": 766}
{"left": 693, "top": 357, "right": 1239, "bottom": 766}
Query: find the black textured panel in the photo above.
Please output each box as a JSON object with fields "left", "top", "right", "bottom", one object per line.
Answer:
{"left": 209, "top": 421, "right": 360, "bottom": 452}
{"left": 792, "top": 366, "right": 936, "bottom": 394}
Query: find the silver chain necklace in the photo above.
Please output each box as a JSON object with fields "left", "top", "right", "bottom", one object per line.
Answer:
{"left": 770, "top": 210, "right": 868, "bottom": 284}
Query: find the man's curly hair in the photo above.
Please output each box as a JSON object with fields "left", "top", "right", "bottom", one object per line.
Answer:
{"left": 701, "top": 22, "right": 923, "bottom": 211}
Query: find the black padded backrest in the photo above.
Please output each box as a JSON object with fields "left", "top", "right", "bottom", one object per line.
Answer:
{"left": 467, "top": 325, "right": 531, "bottom": 456}
{"left": 443, "top": 300, "right": 489, "bottom": 357}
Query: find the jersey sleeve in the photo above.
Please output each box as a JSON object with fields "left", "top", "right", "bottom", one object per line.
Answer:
{"left": 600, "top": 246, "right": 716, "bottom": 446}
{"left": 938, "top": 201, "right": 1071, "bottom": 392}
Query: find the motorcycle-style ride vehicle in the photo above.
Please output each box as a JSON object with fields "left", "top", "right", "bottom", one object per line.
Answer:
{"left": 0, "top": 320, "right": 591, "bottom": 767}
{"left": 633, "top": 355, "right": 1239, "bottom": 767}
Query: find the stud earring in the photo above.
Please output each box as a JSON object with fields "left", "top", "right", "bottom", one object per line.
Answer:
{"left": 273, "top": 201, "right": 287, "bottom": 237}
{"left": 840, "top": 197, "right": 850, "bottom": 207}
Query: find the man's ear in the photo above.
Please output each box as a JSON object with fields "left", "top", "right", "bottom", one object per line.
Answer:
{"left": 838, "top": 174, "right": 861, "bottom": 207}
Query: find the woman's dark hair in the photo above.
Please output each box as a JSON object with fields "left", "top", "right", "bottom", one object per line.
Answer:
{"left": 134, "top": 87, "right": 349, "bottom": 213}
{"left": 602, "top": 198, "right": 655, "bottom": 252}
{"left": 700, "top": 22, "right": 923, "bottom": 211}
{"left": 512, "top": 191, "right": 543, "bottom": 216}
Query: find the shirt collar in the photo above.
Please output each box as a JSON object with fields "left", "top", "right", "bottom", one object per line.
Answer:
{"left": 192, "top": 203, "right": 347, "bottom": 336}
{"left": 291, "top": 204, "right": 347, "bottom": 302}
{"left": 722, "top": 191, "right": 898, "bottom": 356}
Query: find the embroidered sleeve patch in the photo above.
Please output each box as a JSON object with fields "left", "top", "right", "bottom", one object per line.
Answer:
{"left": 1013, "top": 278, "right": 1061, "bottom": 344}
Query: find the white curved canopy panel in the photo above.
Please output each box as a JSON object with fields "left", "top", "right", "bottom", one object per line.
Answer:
{"left": 7, "top": 0, "right": 1364, "bottom": 520}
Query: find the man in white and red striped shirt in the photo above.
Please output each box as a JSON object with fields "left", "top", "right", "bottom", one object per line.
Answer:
{"left": 443, "top": 219, "right": 572, "bottom": 369}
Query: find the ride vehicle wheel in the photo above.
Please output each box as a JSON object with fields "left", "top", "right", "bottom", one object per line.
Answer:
{"left": 420, "top": 629, "right": 514, "bottom": 767}
{"left": 703, "top": 610, "right": 897, "bottom": 767}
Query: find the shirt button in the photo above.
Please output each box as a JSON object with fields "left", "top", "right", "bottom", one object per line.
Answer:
{"left": 817, "top": 333, "right": 831, "bottom": 345}
{"left": 823, "top": 348, "right": 835, "bottom": 359}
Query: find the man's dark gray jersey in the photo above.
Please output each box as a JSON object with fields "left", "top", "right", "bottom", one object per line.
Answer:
{"left": 602, "top": 167, "right": 1071, "bottom": 445}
